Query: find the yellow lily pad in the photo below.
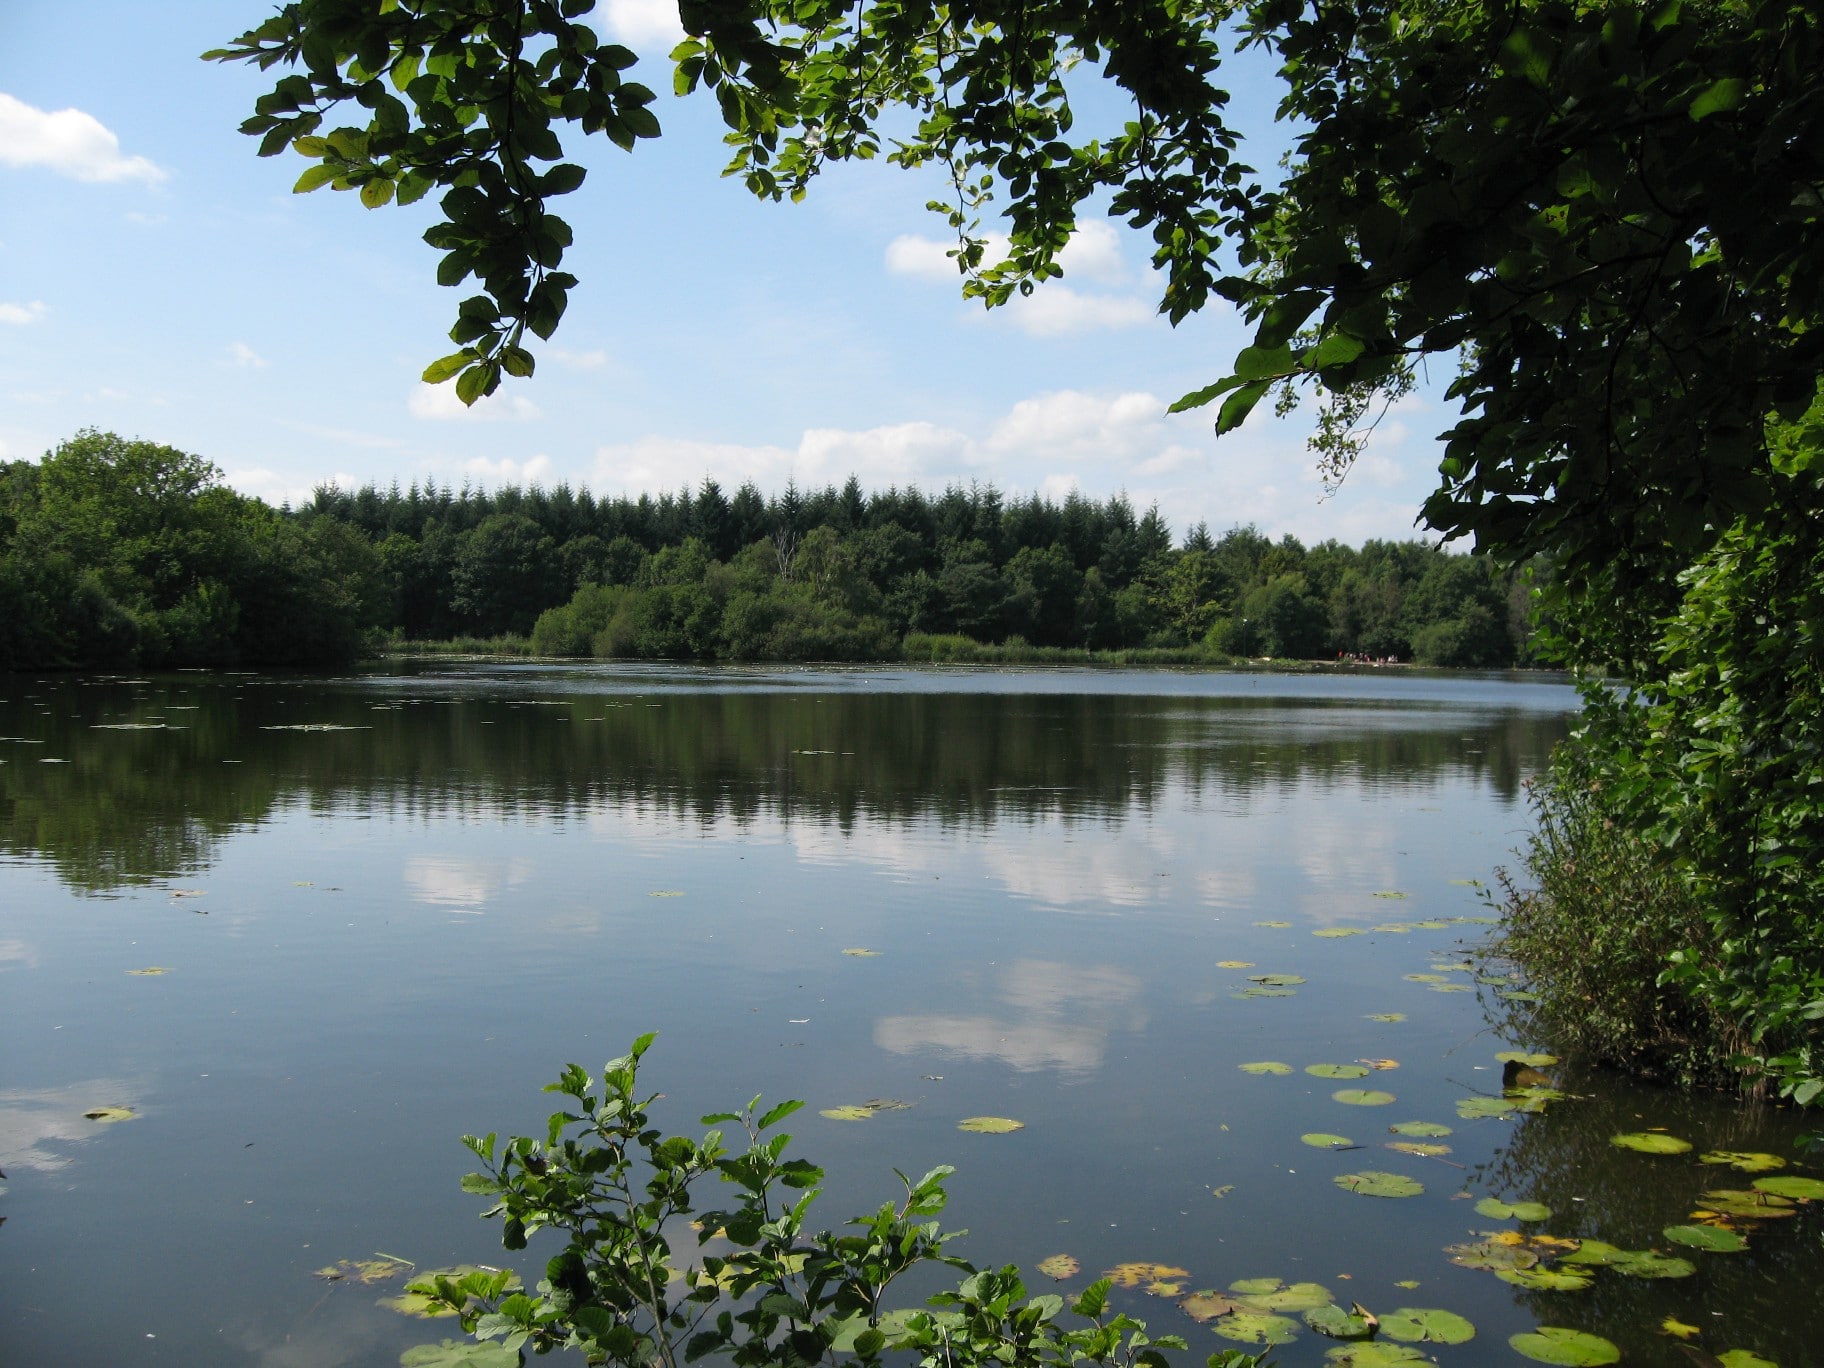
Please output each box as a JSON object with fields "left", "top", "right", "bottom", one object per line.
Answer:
{"left": 958, "top": 1116, "right": 1023, "bottom": 1134}
{"left": 1103, "top": 1262, "right": 1189, "bottom": 1288}
{"left": 1035, "top": 1254, "right": 1079, "bottom": 1280}
{"left": 83, "top": 1106, "right": 136, "bottom": 1123}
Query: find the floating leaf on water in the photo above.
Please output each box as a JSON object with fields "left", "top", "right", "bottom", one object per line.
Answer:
{"left": 1332, "top": 1089, "right": 1396, "bottom": 1106}
{"left": 1409, "top": 920, "right": 1451, "bottom": 930}
{"left": 1210, "top": 1185, "right": 1234, "bottom": 1198}
{"left": 1496, "top": 1266, "right": 1594, "bottom": 1292}
{"left": 1752, "top": 1175, "right": 1824, "bottom": 1200}
{"left": 1378, "top": 1308, "right": 1475, "bottom": 1345}
{"left": 1302, "top": 1133, "right": 1357, "bottom": 1149}
{"left": 1036, "top": 1254, "right": 1079, "bottom": 1280}
{"left": 1403, "top": 973, "right": 1449, "bottom": 983}
{"left": 1372, "top": 892, "right": 1410, "bottom": 900}
{"left": 1103, "top": 1262, "right": 1189, "bottom": 1288}
{"left": 1364, "top": 1012, "right": 1407, "bottom": 1023}
{"left": 1700, "top": 1150, "right": 1787, "bottom": 1174}
{"left": 1389, "top": 1121, "right": 1452, "bottom": 1137}
{"left": 83, "top": 1106, "right": 135, "bottom": 1123}
{"left": 1307, "top": 1064, "right": 1372, "bottom": 1079}
{"left": 821, "top": 1105, "right": 877, "bottom": 1121}
{"left": 1428, "top": 983, "right": 1473, "bottom": 993}
{"left": 1394, "top": 1280, "right": 1420, "bottom": 1289}
{"left": 1334, "top": 1171, "right": 1423, "bottom": 1198}
{"left": 1509, "top": 1328, "right": 1620, "bottom": 1366}
{"left": 649, "top": 890, "right": 684, "bottom": 898}
{"left": 1313, "top": 927, "right": 1368, "bottom": 938}
{"left": 1664, "top": 1223, "right": 1748, "bottom": 1252}
{"left": 1144, "top": 1279, "right": 1183, "bottom": 1297}
{"left": 1446, "top": 1238, "right": 1537, "bottom": 1272}
{"left": 1178, "top": 1289, "right": 1242, "bottom": 1322}
{"left": 1216, "top": 960, "right": 1256, "bottom": 969}
{"left": 1495, "top": 1051, "right": 1559, "bottom": 1067}
{"left": 1229, "top": 1279, "right": 1333, "bottom": 1312}
{"left": 1323, "top": 1343, "right": 1429, "bottom": 1366}
{"left": 1211, "top": 1311, "right": 1300, "bottom": 1346}
{"left": 1250, "top": 973, "right": 1306, "bottom": 986}
{"left": 317, "top": 1257, "right": 411, "bottom": 1285}
{"left": 1559, "top": 1240, "right": 1626, "bottom": 1267}
{"left": 1694, "top": 1188, "right": 1798, "bottom": 1220}
{"left": 1715, "top": 1352, "right": 1780, "bottom": 1368}
{"left": 1505, "top": 1086, "right": 1566, "bottom": 1112}
{"left": 1475, "top": 1198, "right": 1552, "bottom": 1222}
{"left": 1456, "top": 1096, "right": 1518, "bottom": 1120}
{"left": 1608, "top": 1250, "right": 1695, "bottom": 1279}
{"left": 1359, "top": 1057, "right": 1399, "bottom": 1071}
{"left": 1610, "top": 1131, "right": 1693, "bottom": 1155}
{"left": 398, "top": 1339, "right": 520, "bottom": 1368}
{"left": 1661, "top": 1317, "right": 1701, "bottom": 1340}
{"left": 840, "top": 948, "right": 881, "bottom": 957}
{"left": 1238, "top": 1061, "right": 1294, "bottom": 1076}
{"left": 1254, "top": 920, "right": 1292, "bottom": 928}
{"left": 861, "top": 1097, "right": 912, "bottom": 1111}
{"left": 380, "top": 1267, "right": 520, "bottom": 1320}
{"left": 1304, "top": 1304, "right": 1376, "bottom": 1340}
{"left": 1236, "top": 986, "right": 1297, "bottom": 999}
{"left": 126, "top": 966, "right": 172, "bottom": 976}
{"left": 259, "top": 723, "right": 371, "bottom": 731}
{"left": 1373, "top": 924, "right": 1413, "bottom": 933}
{"left": 1386, "top": 1141, "right": 1451, "bottom": 1157}
{"left": 958, "top": 1116, "right": 1023, "bottom": 1134}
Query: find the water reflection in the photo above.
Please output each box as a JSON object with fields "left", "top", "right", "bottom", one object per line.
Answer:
{"left": 0, "top": 1080, "right": 145, "bottom": 1172}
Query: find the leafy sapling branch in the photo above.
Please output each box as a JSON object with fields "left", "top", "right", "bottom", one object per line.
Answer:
{"left": 414, "top": 1034, "right": 1267, "bottom": 1368}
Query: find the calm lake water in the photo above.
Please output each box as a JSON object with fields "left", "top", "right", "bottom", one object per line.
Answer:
{"left": 3, "top": 663, "right": 1820, "bottom": 1367}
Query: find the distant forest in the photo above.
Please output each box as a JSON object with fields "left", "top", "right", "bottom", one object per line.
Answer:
{"left": 1, "top": 431, "right": 1546, "bottom": 671}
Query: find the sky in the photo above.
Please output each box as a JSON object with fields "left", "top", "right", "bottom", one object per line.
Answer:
{"left": 1, "top": 1, "right": 1451, "bottom": 546}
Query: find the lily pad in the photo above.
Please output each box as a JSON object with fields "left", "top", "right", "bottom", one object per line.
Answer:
{"left": 649, "top": 890, "right": 684, "bottom": 898}
{"left": 1235, "top": 986, "right": 1298, "bottom": 999}
{"left": 1456, "top": 1096, "right": 1518, "bottom": 1120}
{"left": 1403, "top": 973, "right": 1449, "bottom": 983}
{"left": 1446, "top": 1238, "right": 1537, "bottom": 1272}
{"left": 821, "top": 1105, "right": 878, "bottom": 1121}
{"left": 1410, "top": 920, "right": 1451, "bottom": 930}
{"left": 1313, "top": 927, "right": 1369, "bottom": 938}
{"left": 1559, "top": 1240, "right": 1627, "bottom": 1267}
{"left": 1035, "top": 1254, "right": 1079, "bottom": 1280}
{"left": 1364, "top": 1012, "right": 1407, "bottom": 1023}
{"left": 1323, "top": 1346, "right": 1429, "bottom": 1366}
{"left": 1304, "top": 1304, "right": 1375, "bottom": 1340}
{"left": 1103, "top": 1262, "right": 1189, "bottom": 1288}
{"left": 1496, "top": 1267, "right": 1594, "bottom": 1292}
{"left": 83, "top": 1106, "right": 136, "bottom": 1123}
{"left": 840, "top": 948, "right": 880, "bottom": 957}
{"left": 1661, "top": 1317, "right": 1701, "bottom": 1340}
{"left": 957, "top": 1116, "right": 1023, "bottom": 1134}
{"left": 1664, "top": 1223, "right": 1748, "bottom": 1252}
{"left": 317, "top": 1257, "right": 411, "bottom": 1284}
{"left": 126, "top": 966, "right": 172, "bottom": 976}
{"left": 1752, "top": 1175, "right": 1824, "bottom": 1200}
{"left": 1249, "top": 973, "right": 1306, "bottom": 986}
{"left": 1428, "top": 983, "right": 1473, "bottom": 993}
{"left": 1229, "top": 1279, "right": 1333, "bottom": 1312}
{"left": 1333, "top": 1170, "right": 1423, "bottom": 1198}
{"left": 1238, "top": 1061, "right": 1294, "bottom": 1076}
{"left": 1254, "top": 920, "right": 1292, "bottom": 928}
{"left": 1359, "top": 1057, "right": 1399, "bottom": 1070}
{"left": 1695, "top": 1188, "right": 1798, "bottom": 1219}
{"left": 1374, "top": 923, "right": 1413, "bottom": 933}
{"left": 1716, "top": 1353, "right": 1780, "bottom": 1368}
{"left": 1372, "top": 891, "right": 1410, "bottom": 899}
{"left": 1386, "top": 1141, "right": 1451, "bottom": 1157}
{"left": 1302, "top": 1133, "right": 1357, "bottom": 1149}
{"left": 1212, "top": 1311, "right": 1300, "bottom": 1346}
{"left": 1495, "top": 1051, "right": 1559, "bottom": 1067}
{"left": 1611, "top": 1131, "right": 1693, "bottom": 1155}
{"left": 1178, "top": 1290, "right": 1242, "bottom": 1322}
{"left": 1379, "top": 1307, "right": 1475, "bottom": 1345}
{"left": 1700, "top": 1150, "right": 1787, "bottom": 1174}
{"left": 1216, "top": 960, "right": 1256, "bottom": 969}
{"left": 1332, "top": 1089, "right": 1396, "bottom": 1106}
{"left": 1475, "top": 1197, "right": 1552, "bottom": 1221}
{"left": 1509, "top": 1328, "right": 1620, "bottom": 1365}
{"left": 399, "top": 1340, "right": 519, "bottom": 1368}
{"left": 1307, "top": 1063, "right": 1371, "bottom": 1079}
{"left": 1608, "top": 1251, "right": 1695, "bottom": 1280}
{"left": 1389, "top": 1120, "right": 1452, "bottom": 1137}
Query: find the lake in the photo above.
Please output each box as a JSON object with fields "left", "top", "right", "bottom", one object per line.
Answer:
{"left": 2, "top": 663, "right": 1820, "bottom": 1367}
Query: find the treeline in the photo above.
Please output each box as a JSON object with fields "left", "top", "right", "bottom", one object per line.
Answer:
{"left": 307, "top": 469, "right": 1542, "bottom": 666}
{"left": 1, "top": 430, "right": 1542, "bottom": 672}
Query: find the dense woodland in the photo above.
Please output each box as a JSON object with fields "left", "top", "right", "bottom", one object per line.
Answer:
{"left": 0, "top": 431, "right": 1541, "bottom": 672}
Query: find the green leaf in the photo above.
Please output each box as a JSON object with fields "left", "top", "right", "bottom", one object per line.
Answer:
{"left": 293, "top": 164, "right": 340, "bottom": 193}
{"left": 1663, "top": 1223, "right": 1748, "bottom": 1252}
{"left": 1610, "top": 1131, "right": 1693, "bottom": 1155}
{"left": 1378, "top": 1307, "right": 1475, "bottom": 1344}
{"left": 421, "top": 351, "right": 474, "bottom": 384}
{"left": 1215, "top": 380, "right": 1273, "bottom": 435}
{"left": 1332, "top": 1169, "right": 1422, "bottom": 1197}
{"left": 1689, "top": 77, "right": 1748, "bottom": 120}
{"left": 1508, "top": 1327, "right": 1620, "bottom": 1365}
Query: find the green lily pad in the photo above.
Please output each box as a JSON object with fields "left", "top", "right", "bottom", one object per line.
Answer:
{"left": 1177, "top": 1289, "right": 1243, "bottom": 1322}
{"left": 1497, "top": 1267, "right": 1594, "bottom": 1292}
{"left": 1495, "top": 1051, "right": 1559, "bottom": 1067}
{"left": 1302, "top": 1133, "right": 1357, "bottom": 1149}
{"left": 1506, "top": 1086, "right": 1568, "bottom": 1111}
{"left": 1313, "top": 927, "right": 1369, "bottom": 938}
{"left": 1254, "top": 920, "right": 1292, "bottom": 928}
{"left": 1429, "top": 982, "right": 1474, "bottom": 993}
{"left": 1372, "top": 891, "right": 1410, "bottom": 899}
{"left": 1332, "top": 1089, "right": 1396, "bottom": 1106}
{"left": 1559, "top": 1240, "right": 1626, "bottom": 1267}
{"left": 1323, "top": 1345, "right": 1429, "bottom": 1366}
{"left": 1333, "top": 1170, "right": 1423, "bottom": 1198}
{"left": 1700, "top": 1150, "right": 1787, "bottom": 1173}
{"left": 840, "top": 948, "right": 881, "bottom": 957}
{"left": 1475, "top": 1197, "right": 1552, "bottom": 1221}
{"left": 1374, "top": 923, "right": 1413, "bottom": 933}
{"left": 1386, "top": 1140, "right": 1452, "bottom": 1157}
{"left": 1217, "top": 960, "right": 1256, "bottom": 969}
{"left": 1307, "top": 1064, "right": 1372, "bottom": 1079}
{"left": 399, "top": 1340, "right": 520, "bottom": 1368}
{"left": 1447, "top": 1239, "right": 1537, "bottom": 1272}
{"left": 1304, "top": 1304, "right": 1375, "bottom": 1340}
{"left": 1752, "top": 1175, "right": 1824, "bottom": 1200}
{"left": 957, "top": 1116, "right": 1023, "bottom": 1134}
{"left": 1608, "top": 1250, "right": 1695, "bottom": 1279}
{"left": 83, "top": 1106, "right": 136, "bottom": 1123}
{"left": 1715, "top": 1352, "right": 1780, "bottom": 1368}
{"left": 1611, "top": 1131, "right": 1693, "bottom": 1155}
{"left": 1410, "top": 920, "right": 1451, "bottom": 930}
{"left": 1235, "top": 986, "right": 1298, "bottom": 999}
{"left": 1379, "top": 1307, "right": 1476, "bottom": 1345}
{"left": 126, "top": 966, "right": 172, "bottom": 976}
{"left": 1250, "top": 973, "right": 1307, "bottom": 986}
{"left": 1229, "top": 1279, "right": 1332, "bottom": 1312}
{"left": 1664, "top": 1223, "right": 1748, "bottom": 1252}
{"left": 1509, "top": 1328, "right": 1621, "bottom": 1365}
{"left": 1456, "top": 1096, "right": 1518, "bottom": 1120}
{"left": 1211, "top": 1311, "right": 1301, "bottom": 1345}
{"left": 1238, "top": 1061, "right": 1294, "bottom": 1076}
{"left": 1365, "top": 1012, "right": 1407, "bottom": 1022}
{"left": 317, "top": 1257, "right": 412, "bottom": 1284}
{"left": 1403, "top": 973, "right": 1449, "bottom": 983}
{"left": 1389, "top": 1120, "right": 1452, "bottom": 1137}
{"left": 1696, "top": 1188, "right": 1798, "bottom": 1219}
{"left": 821, "top": 1105, "right": 877, "bottom": 1121}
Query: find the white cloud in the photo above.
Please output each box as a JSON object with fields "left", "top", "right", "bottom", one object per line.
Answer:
{"left": 884, "top": 234, "right": 963, "bottom": 282}
{"left": 288, "top": 423, "right": 408, "bottom": 451}
{"left": 989, "top": 389, "right": 1168, "bottom": 463}
{"left": 886, "top": 224, "right": 1148, "bottom": 334}
{"left": 224, "top": 341, "right": 266, "bottom": 368}
{"left": 408, "top": 382, "right": 542, "bottom": 422}
{"left": 999, "top": 285, "right": 1155, "bottom": 336}
{"left": 462, "top": 453, "right": 557, "bottom": 487}
{"left": 0, "top": 300, "right": 46, "bottom": 325}
{"left": 599, "top": 0, "right": 685, "bottom": 46}
{"left": 0, "top": 92, "right": 166, "bottom": 185}
{"left": 1056, "top": 221, "right": 1130, "bottom": 285}
{"left": 550, "top": 347, "right": 611, "bottom": 369}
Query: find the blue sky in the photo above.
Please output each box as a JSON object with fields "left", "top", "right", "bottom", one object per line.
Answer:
{"left": 1, "top": 1, "right": 1447, "bottom": 545}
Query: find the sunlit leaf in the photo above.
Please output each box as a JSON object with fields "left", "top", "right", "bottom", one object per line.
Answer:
{"left": 1145, "top": 1279, "right": 1184, "bottom": 1296}
{"left": 1359, "top": 1058, "right": 1399, "bottom": 1071}
{"left": 958, "top": 1116, "right": 1023, "bottom": 1134}
{"left": 398, "top": 1340, "right": 519, "bottom": 1367}
{"left": 1254, "top": 920, "right": 1292, "bottom": 928}
{"left": 1217, "top": 960, "right": 1257, "bottom": 968}
{"left": 1715, "top": 1352, "right": 1780, "bottom": 1368}
{"left": 648, "top": 890, "right": 684, "bottom": 898}
{"left": 1409, "top": 920, "right": 1451, "bottom": 930}
{"left": 83, "top": 1106, "right": 135, "bottom": 1123}
{"left": 1374, "top": 924, "right": 1412, "bottom": 933}
{"left": 1313, "top": 928, "right": 1368, "bottom": 938}
{"left": 1238, "top": 1061, "right": 1294, "bottom": 1075}
{"left": 1509, "top": 1328, "right": 1620, "bottom": 1365}
{"left": 1496, "top": 1266, "right": 1594, "bottom": 1291}
{"left": 1475, "top": 1197, "right": 1552, "bottom": 1221}
{"left": 1304, "top": 1303, "right": 1375, "bottom": 1339}
{"left": 1456, "top": 1096, "right": 1518, "bottom": 1120}
{"left": 1307, "top": 1064, "right": 1371, "bottom": 1079}
{"left": 1236, "top": 986, "right": 1297, "bottom": 998}
{"left": 1752, "top": 1175, "right": 1824, "bottom": 1200}
{"left": 1661, "top": 1317, "right": 1701, "bottom": 1340}
{"left": 1323, "top": 1343, "right": 1428, "bottom": 1365}
{"left": 1230, "top": 1278, "right": 1332, "bottom": 1311}
{"left": 1611, "top": 1131, "right": 1693, "bottom": 1155}
{"left": 1364, "top": 1012, "right": 1407, "bottom": 1023}
{"left": 1250, "top": 974, "right": 1306, "bottom": 986}
{"left": 1178, "top": 1290, "right": 1242, "bottom": 1322}
{"left": 1212, "top": 1310, "right": 1300, "bottom": 1345}
{"left": 840, "top": 948, "right": 880, "bottom": 957}
{"left": 1387, "top": 1141, "right": 1451, "bottom": 1157}
{"left": 1103, "top": 1262, "right": 1189, "bottom": 1288}
{"left": 1372, "top": 891, "right": 1409, "bottom": 899}
{"left": 380, "top": 1267, "right": 520, "bottom": 1319}
{"left": 1695, "top": 1188, "right": 1798, "bottom": 1219}
{"left": 1608, "top": 1250, "right": 1695, "bottom": 1279}
{"left": 1664, "top": 1223, "right": 1748, "bottom": 1252}
{"left": 1389, "top": 1121, "right": 1452, "bottom": 1137}
{"left": 1036, "top": 1254, "right": 1079, "bottom": 1280}
{"left": 1403, "top": 973, "right": 1449, "bottom": 983}
{"left": 126, "top": 966, "right": 172, "bottom": 976}
{"left": 1379, "top": 1307, "right": 1475, "bottom": 1344}
{"left": 1332, "top": 1089, "right": 1396, "bottom": 1106}
{"left": 1699, "top": 1150, "right": 1787, "bottom": 1174}
{"left": 1302, "top": 1133, "right": 1357, "bottom": 1149}
{"left": 1333, "top": 1170, "right": 1423, "bottom": 1198}
{"left": 821, "top": 1105, "right": 876, "bottom": 1121}
{"left": 317, "top": 1256, "right": 411, "bottom": 1284}
{"left": 1495, "top": 1051, "right": 1559, "bottom": 1067}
